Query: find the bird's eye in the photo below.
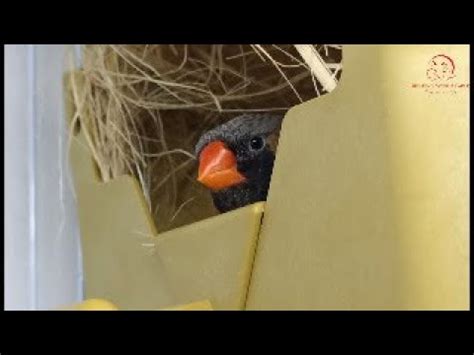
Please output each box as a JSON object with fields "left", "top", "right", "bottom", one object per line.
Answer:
{"left": 249, "top": 136, "right": 265, "bottom": 151}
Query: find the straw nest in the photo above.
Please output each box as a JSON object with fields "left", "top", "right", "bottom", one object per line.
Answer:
{"left": 68, "top": 45, "right": 343, "bottom": 232}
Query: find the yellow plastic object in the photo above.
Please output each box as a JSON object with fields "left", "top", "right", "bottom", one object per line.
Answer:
{"left": 66, "top": 299, "right": 212, "bottom": 310}
{"left": 66, "top": 299, "right": 119, "bottom": 310}
{"left": 246, "top": 45, "right": 469, "bottom": 310}
{"left": 163, "top": 300, "right": 213, "bottom": 310}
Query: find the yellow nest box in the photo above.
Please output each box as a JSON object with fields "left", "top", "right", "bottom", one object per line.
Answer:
{"left": 67, "top": 45, "right": 469, "bottom": 310}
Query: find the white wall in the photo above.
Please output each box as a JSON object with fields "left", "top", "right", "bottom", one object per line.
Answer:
{"left": 5, "top": 45, "right": 83, "bottom": 310}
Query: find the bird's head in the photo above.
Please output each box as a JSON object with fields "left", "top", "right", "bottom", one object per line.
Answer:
{"left": 195, "top": 114, "right": 284, "bottom": 191}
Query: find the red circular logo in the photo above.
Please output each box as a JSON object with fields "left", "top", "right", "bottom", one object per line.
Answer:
{"left": 426, "top": 54, "right": 456, "bottom": 82}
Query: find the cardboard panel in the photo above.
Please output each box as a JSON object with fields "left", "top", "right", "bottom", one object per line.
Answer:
{"left": 70, "top": 127, "right": 264, "bottom": 310}
{"left": 162, "top": 300, "right": 213, "bottom": 310}
{"left": 246, "top": 45, "right": 469, "bottom": 309}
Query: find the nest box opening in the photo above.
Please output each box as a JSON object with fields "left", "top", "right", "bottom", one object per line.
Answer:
{"left": 68, "top": 45, "right": 343, "bottom": 234}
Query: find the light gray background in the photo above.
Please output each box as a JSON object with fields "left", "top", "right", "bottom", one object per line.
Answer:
{"left": 5, "top": 45, "right": 83, "bottom": 310}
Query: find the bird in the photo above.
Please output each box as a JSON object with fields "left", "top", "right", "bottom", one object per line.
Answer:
{"left": 195, "top": 113, "right": 284, "bottom": 213}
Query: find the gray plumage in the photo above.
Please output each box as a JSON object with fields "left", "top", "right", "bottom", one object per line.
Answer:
{"left": 195, "top": 113, "right": 284, "bottom": 157}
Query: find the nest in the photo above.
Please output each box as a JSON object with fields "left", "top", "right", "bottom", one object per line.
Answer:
{"left": 68, "top": 45, "right": 343, "bottom": 233}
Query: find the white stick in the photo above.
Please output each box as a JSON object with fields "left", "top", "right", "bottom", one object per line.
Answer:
{"left": 294, "top": 45, "right": 338, "bottom": 93}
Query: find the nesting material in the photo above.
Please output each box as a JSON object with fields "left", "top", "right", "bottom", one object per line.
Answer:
{"left": 68, "top": 45, "right": 343, "bottom": 232}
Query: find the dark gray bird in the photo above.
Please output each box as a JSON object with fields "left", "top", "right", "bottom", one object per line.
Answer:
{"left": 195, "top": 113, "right": 283, "bottom": 213}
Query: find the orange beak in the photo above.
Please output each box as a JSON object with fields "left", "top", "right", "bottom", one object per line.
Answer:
{"left": 197, "top": 141, "right": 246, "bottom": 191}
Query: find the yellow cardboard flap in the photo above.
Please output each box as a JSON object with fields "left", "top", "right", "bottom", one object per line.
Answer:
{"left": 163, "top": 300, "right": 213, "bottom": 310}
{"left": 247, "top": 45, "right": 469, "bottom": 310}
{"left": 69, "top": 125, "right": 263, "bottom": 310}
